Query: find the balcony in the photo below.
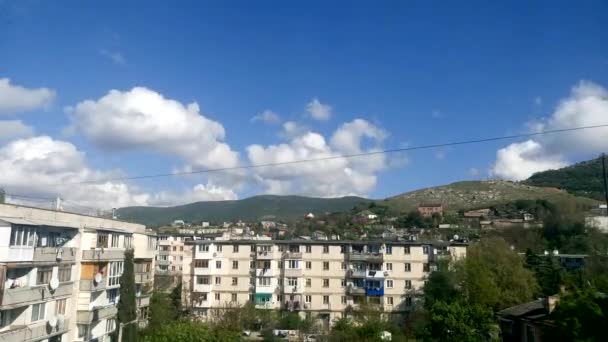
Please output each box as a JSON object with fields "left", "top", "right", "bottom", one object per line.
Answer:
{"left": 76, "top": 305, "right": 118, "bottom": 324}
{"left": 282, "top": 251, "right": 302, "bottom": 259}
{"left": 79, "top": 279, "right": 106, "bottom": 292}
{"left": 0, "top": 318, "right": 70, "bottom": 342}
{"left": 347, "top": 269, "right": 367, "bottom": 278}
{"left": 255, "top": 285, "right": 274, "bottom": 294}
{"left": 82, "top": 249, "right": 125, "bottom": 261}
{"left": 193, "top": 299, "right": 212, "bottom": 308}
{"left": 192, "top": 284, "right": 212, "bottom": 293}
{"left": 348, "top": 252, "right": 383, "bottom": 262}
{"left": 256, "top": 268, "right": 274, "bottom": 277}
{"left": 135, "top": 272, "right": 152, "bottom": 283}
{"left": 284, "top": 300, "right": 302, "bottom": 311}
{"left": 193, "top": 268, "right": 214, "bottom": 276}
{"left": 282, "top": 284, "right": 303, "bottom": 294}
{"left": 283, "top": 268, "right": 302, "bottom": 277}
{"left": 1, "top": 282, "right": 73, "bottom": 309}
{"left": 33, "top": 247, "right": 77, "bottom": 263}
{"left": 346, "top": 285, "right": 366, "bottom": 296}
{"left": 136, "top": 295, "right": 150, "bottom": 307}
{"left": 158, "top": 249, "right": 171, "bottom": 256}
{"left": 365, "top": 287, "right": 384, "bottom": 297}
{"left": 255, "top": 302, "right": 273, "bottom": 309}
{"left": 256, "top": 250, "right": 275, "bottom": 260}
{"left": 156, "top": 259, "right": 171, "bottom": 266}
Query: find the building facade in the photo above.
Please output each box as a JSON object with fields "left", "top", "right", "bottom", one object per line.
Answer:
{"left": 186, "top": 240, "right": 466, "bottom": 327}
{"left": 0, "top": 203, "right": 155, "bottom": 342}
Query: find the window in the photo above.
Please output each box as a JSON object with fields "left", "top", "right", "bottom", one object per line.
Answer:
{"left": 232, "top": 277, "right": 238, "bottom": 286}
{"left": 216, "top": 260, "right": 221, "bottom": 269}
{"left": 386, "top": 245, "right": 392, "bottom": 254}
{"left": 215, "top": 277, "right": 221, "bottom": 285}
{"left": 340, "top": 245, "right": 346, "bottom": 253}
{"left": 36, "top": 231, "right": 59, "bottom": 247}
{"left": 278, "top": 261, "right": 283, "bottom": 269}
{"left": 287, "top": 260, "right": 299, "bottom": 269}
{"left": 259, "top": 277, "right": 271, "bottom": 286}
{"left": 31, "top": 302, "right": 46, "bottom": 321}
{"left": 199, "top": 245, "right": 209, "bottom": 252}
{"left": 405, "top": 296, "right": 412, "bottom": 306}
{"left": 305, "top": 278, "right": 311, "bottom": 287}
{"left": 287, "top": 277, "right": 298, "bottom": 286}
{"left": 37, "top": 267, "right": 52, "bottom": 285}
{"left": 0, "top": 310, "right": 11, "bottom": 328}
{"left": 386, "top": 263, "right": 393, "bottom": 271}
{"left": 231, "top": 293, "right": 237, "bottom": 302}
{"left": 277, "top": 295, "right": 283, "bottom": 302}
{"left": 233, "top": 245, "right": 239, "bottom": 253}
{"left": 215, "top": 293, "right": 220, "bottom": 301}
{"left": 106, "top": 318, "right": 116, "bottom": 333}
{"left": 108, "top": 261, "right": 123, "bottom": 286}
{"left": 423, "top": 246, "right": 429, "bottom": 254}
{"left": 405, "top": 280, "right": 412, "bottom": 289}
{"left": 323, "top": 245, "right": 329, "bottom": 253}
{"left": 217, "top": 245, "right": 222, "bottom": 252}
{"left": 305, "top": 295, "right": 311, "bottom": 303}
{"left": 199, "top": 293, "right": 208, "bottom": 301}
{"left": 404, "top": 246, "right": 410, "bottom": 254}
{"left": 58, "top": 266, "right": 71, "bottom": 282}
{"left": 96, "top": 233, "right": 108, "bottom": 248}
{"left": 173, "top": 246, "right": 176, "bottom": 251}
{"left": 323, "top": 279, "right": 329, "bottom": 287}
{"left": 108, "top": 289, "right": 118, "bottom": 304}
{"left": 77, "top": 324, "right": 89, "bottom": 338}
{"left": 278, "top": 245, "right": 285, "bottom": 252}
{"left": 10, "top": 226, "right": 36, "bottom": 247}
{"left": 180, "top": 256, "right": 183, "bottom": 261}
{"left": 250, "top": 261, "right": 255, "bottom": 269}
{"left": 341, "top": 262, "right": 346, "bottom": 270}
{"left": 110, "top": 234, "right": 119, "bottom": 248}
{"left": 305, "top": 261, "right": 312, "bottom": 269}
{"left": 147, "top": 236, "right": 156, "bottom": 250}
{"left": 171, "top": 266, "right": 176, "bottom": 271}
{"left": 305, "top": 245, "right": 311, "bottom": 253}
{"left": 341, "top": 279, "right": 346, "bottom": 287}
{"left": 180, "top": 246, "right": 184, "bottom": 251}
{"left": 195, "top": 260, "right": 209, "bottom": 268}
{"left": 404, "top": 263, "right": 411, "bottom": 272}
{"left": 323, "top": 296, "right": 329, "bottom": 304}
{"left": 197, "top": 276, "right": 210, "bottom": 285}
{"left": 423, "top": 263, "right": 430, "bottom": 272}
{"left": 123, "top": 235, "right": 133, "bottom": 249}
{"left": 232, "top": 261, "right": 239, "bottom": 269}
{"left": 386, "top": 297, "right": 394, "bottom": 305}
{"left": 386, "top": 280, "right": 394, "bottom": 288}
{"left": 323, "top": 261, "right": 329, "bottom": 270}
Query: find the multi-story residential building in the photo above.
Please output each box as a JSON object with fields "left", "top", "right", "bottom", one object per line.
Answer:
{"left": 0, "top": 203, "right": 154, "bottom": 342}
{"left": 185, "top": 240, "right": 466, "bottom": 328}
{"left": 133, "top": 231, "right": 157, "bottom": 328}
{"left": 155, "top": 235, "right": 193, "bottom": 293}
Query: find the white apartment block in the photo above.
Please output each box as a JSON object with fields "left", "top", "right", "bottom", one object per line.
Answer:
{"left": 0, "top": 203, "right": 156, "bottom": 342}
{"left": 155, "top": 235, "right": 193, "bottom": 294}
{"left": 186, "top": 240, "right": 467, "bottom": 327}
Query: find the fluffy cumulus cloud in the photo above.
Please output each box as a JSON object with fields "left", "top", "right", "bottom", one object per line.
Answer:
{"left": 0, "top": 120, "right": 34, "bottom": 140}
{"left": 306, "top": 98, "right": 332, "bottom": 121}
{"left": 149, "top": 183, "right": 238, "bottom": 206}
{"left": 251, "top": 110, "right": 280, "bottom": 124}
{"left": 247, "top": 118, "right": 388, "bottom": 197}
{"left": 0, "top": 78, "right": 55, "bottom": 114}
{"left": 492, "top": 80, "right": 608, "bottom": 180}
{"left": 67, "top": 87, "right": 239, "bottom": 170}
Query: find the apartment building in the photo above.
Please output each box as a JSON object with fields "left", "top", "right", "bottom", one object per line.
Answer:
{"left": 133, "top": 232, "right": 156, "bottom": 328}
{"left": 185, "top": 240, "right": 466, "bottom": 327}
{"left": 0, "top": 203, "right": 154, "bottom": 342}
{"left": 155, "top": 235, "right": 193, "bottom": 293}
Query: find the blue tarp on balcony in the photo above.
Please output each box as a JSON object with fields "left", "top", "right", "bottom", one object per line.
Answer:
{"left": 365, "top": 287, "right": 384, "bottom": 296}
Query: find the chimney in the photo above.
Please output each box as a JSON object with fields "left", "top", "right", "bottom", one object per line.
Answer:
{"left": 543, "top": 295, "right": 560, "bottom": 314}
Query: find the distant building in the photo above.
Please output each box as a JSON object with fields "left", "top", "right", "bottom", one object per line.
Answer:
{"left": 417, "top": 204, "right": 443, "bottom": 218}
{"left": 497, "top": 296, "right": 559, "bottom": 342}
{"left": 305, "top": 213, "right": 315, "bottom": 219}
{"left": 463, "top": 208, "right": 492, "bottom": 218}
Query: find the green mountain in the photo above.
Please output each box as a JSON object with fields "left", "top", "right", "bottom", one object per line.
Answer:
{"left": 524, "top": 156, "right": 607, "bottom": 200}
{"left": 116, "top": 195, "right": 372, "bottom": 226}
{"left": 380, "top": 180, "right": 598, "bottom": 212}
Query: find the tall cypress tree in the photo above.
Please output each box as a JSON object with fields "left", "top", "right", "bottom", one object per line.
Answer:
{"left": 118, "top": 248, "right": 138, "bottom": 341}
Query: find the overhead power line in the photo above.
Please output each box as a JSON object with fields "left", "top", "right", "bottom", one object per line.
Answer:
{"left": 11, "top": 123, "right": 608, "bottom": 187}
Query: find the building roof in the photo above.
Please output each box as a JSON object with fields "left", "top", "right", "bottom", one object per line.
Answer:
{"left": 497, "top": 299, "right": 546, "bottom": 318}
{"left": 186, "top": 238, "right": 468, "bottom": 247}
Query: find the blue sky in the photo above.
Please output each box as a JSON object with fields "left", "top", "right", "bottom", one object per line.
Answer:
{"left": 1, "top": 0, "right": 608, "bottom": 208}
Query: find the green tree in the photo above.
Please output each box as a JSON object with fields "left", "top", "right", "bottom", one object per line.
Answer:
{"left": 170, "top": 280, "right": 183, "bottom": 314}
{"left": 148, "top": 291, "right": 178, "bottom": 329}
{"left": 141, "top": 320, "right": 240, "bottom": 342}
{"left": 117, "top": 249, "right": 138, "bottom": 341}
{"left": 423, "top": 262, "right": 459, "bottom": 308}
{"left": 524, "top": 250, "right": 565, "bottom": 296}
{"left": 544, "top": 290, "right": 608, "bottom": 342}
{"left": 422, "top": 301, "right": 497, "bottom": 342}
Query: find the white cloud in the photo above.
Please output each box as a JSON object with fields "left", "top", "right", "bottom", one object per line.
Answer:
{"left": 0, "top": 136, "right": 149, "bottom": 208}
{"left": 251, "top": 110, "right": 280, "bottom": 124}
{"left": 306, "top": 98, "right": 332, "bottom": 121}
{"left": 247, "top": 119, "right": 388, "bottom": 197}
{"left": 149, "top": 183, "right": 238, "bottom": 206}
{"left": 0, "top": 78, "right": 55, "bottom": 114}
{"left": 100, "top": 49, "right": 126, "bottom": 65}
{"left": 492, "top": 80, "right": 608, "bottom": 180}
{"left": 67, "top": 87, "right": 239, "bottom": 171}
{"left": 0, "top": 120, "right": 34, "bottom": 140}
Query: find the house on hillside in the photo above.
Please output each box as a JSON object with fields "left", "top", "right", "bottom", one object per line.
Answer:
{"left": 417, "top": 203, "right": 443, "bottom": 217}
{"left": 497, "top": 296, "right": 559, "bottom": 342}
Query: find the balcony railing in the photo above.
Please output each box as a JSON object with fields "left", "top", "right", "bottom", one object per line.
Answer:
{"left": 283, "top": 268, "right": 302, "bottom": 277}
{"left": 82, "top": 249, "right": 125, "bottom": 261}
{"left": 256, "top": 250, "right": 275, "bottom": 260}
{"left": 1, "top": 282, "right": 73, "bottom": 309}
{"left": 346, "top": 285, "right": 366, "bottom": 296}
{"left": 256, "top": 268, "right": 274, "bottom": 277}
{"left": 135, "top": 272, "right": 152, "bottom": 283}
{"left": 347, "top": 252, "right": 383, "bottom": 262}
{"left": 282, "top": 251, "right": 302, "bottom": 259}
{"left": 156, "top": 259, "right": 171, "bottom": 266}
{"left": 0, "top": 318, "right": 70, "bottom": 342}
{"left": 76, "top": 305, "right": 118, "bottom": 324}
{"left": 79, "top": 279, "right": 107, "bottom": 292}
{"left": 365, "top": 287, "right": 384, "bottom": 297}
{"left": 347, "top": 269, "right": 367, "bottom": 278}
{"left": 33, "top": 247, "right": 77, "bottom": 263}
{"left": 136, "top": 295, "right": 150, "bottom": 307}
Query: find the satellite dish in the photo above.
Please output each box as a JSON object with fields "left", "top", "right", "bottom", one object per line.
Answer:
{"left": 94, "top": 272, "right": 103, "bottom": 284}
{"left": 48, "top": 316, "right": 58, "bottom": 328}
{"left": 49, "top": 277, "right": 59, "bottom": 291}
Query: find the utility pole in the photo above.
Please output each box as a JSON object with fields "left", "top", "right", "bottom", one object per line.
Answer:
{"left": 603, "top": 153, "right": 608, "bottom": 216}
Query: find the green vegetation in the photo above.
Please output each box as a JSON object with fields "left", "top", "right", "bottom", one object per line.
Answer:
{"left": 524, "top": 156, "right": 607, "bottom": 200}
{"left": 118, "top": 249, "right": 138, "bottom": 341}
{"left": 117, "top": 195, "right": 371, "bottom": 226}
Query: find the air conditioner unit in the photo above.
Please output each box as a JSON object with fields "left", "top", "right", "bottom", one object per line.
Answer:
{"left": 304, "top": 304, "right": 309, "bottom": 309}
{"left": 383, "top": 271, "right": 389, "bottom": 276}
